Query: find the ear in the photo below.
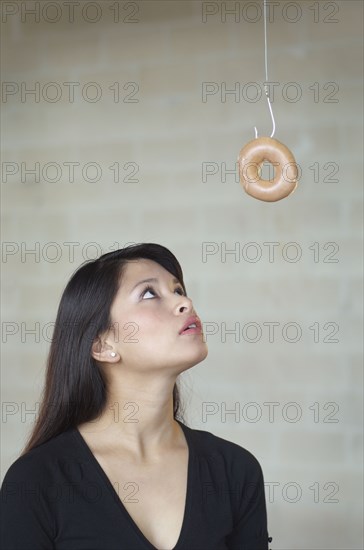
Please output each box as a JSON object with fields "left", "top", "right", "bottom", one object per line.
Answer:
{"left": 91, "top": 335, "right": 119, "bottom": 364}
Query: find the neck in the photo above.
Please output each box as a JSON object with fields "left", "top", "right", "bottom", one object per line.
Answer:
{"left": 79, "top": 370, "right": 182, "bottom": 460}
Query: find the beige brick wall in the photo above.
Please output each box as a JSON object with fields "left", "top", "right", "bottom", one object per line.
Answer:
{"left": 1, "top": 1, "right": 363, "bottom": 548}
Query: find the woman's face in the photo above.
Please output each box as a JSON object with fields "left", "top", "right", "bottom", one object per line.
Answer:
{"left": 106, "top": 258, "right": 208, "bottom": 376}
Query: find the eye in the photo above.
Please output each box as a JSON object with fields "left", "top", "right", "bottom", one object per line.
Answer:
{"left": 175, "top": 286, "right": 186, "bottom": 296}
{"left": 140, "top": 285, "right": 186, "bottom": 300}
{"left": 141, "top": 285, "right": 156, "bottom": 299}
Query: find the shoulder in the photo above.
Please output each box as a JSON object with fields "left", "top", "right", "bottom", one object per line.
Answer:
{"left": 180, "top": 421, "right": 264, "bottom": 479}
{"left": 1, "top": 428, "right": 79, "bottom": 487}
{"left": 0, "top": 433, "right": 77, "bottom": 545}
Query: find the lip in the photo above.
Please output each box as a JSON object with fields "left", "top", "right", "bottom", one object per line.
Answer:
{"left": 179, "top": 316, "right": 202, "bottom": 335}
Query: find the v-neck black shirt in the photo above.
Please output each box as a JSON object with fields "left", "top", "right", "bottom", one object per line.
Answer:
{"left": 1, "top": 420, "right": 272, "bottom": 549}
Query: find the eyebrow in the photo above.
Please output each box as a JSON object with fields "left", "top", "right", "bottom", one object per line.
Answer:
{"left": 131, "top": 277, "right": 181, "bottom": 292}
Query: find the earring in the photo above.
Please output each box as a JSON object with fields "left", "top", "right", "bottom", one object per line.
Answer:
{"left": 110, "top": 352, "right": 116, "bottom": 357}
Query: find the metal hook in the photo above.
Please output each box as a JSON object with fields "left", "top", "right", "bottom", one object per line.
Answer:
{"left": 254, "top": 86, "right": 276, "bottom": 139}
{"left": 253, "top": 0, "right": 277, "bottom": 139}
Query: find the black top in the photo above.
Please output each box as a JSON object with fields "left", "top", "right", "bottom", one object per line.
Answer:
{"left": 0, "top": 420, "right": 273, "bottom": 550}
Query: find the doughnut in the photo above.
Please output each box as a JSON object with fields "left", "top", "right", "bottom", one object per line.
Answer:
{"left": 238, "top": 136, "right": 298, "bottom": 202}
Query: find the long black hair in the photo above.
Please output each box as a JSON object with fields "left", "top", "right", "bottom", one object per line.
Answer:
{"left": 20, "top": 243, "right": 187, "bottom": 456}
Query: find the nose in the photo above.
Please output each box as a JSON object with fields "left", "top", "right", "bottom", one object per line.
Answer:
{"left": 175, "top": 294, "right": 194, "bottom": 314}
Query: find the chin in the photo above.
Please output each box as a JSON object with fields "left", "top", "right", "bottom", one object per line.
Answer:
{"left": 185, "top": 344, "right": 209, "bottom": 371}
{"left": 201, "top": 343, "right": 209, "bottom": 360}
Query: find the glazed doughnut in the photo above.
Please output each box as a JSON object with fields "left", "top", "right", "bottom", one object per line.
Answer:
{"left": 238, "top": 136, "right": 298, "bottom": 202}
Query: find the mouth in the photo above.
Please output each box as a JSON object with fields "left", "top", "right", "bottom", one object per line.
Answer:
{"left": 179, "top": 316, "right": 203, "bottom": 335}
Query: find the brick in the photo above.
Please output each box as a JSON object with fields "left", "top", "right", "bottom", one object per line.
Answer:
{"left": 280, "top": 431, "right": 345, "bottom": 463}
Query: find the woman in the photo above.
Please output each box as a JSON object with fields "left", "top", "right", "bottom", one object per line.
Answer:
{"left": 0, "top": 243, "right": 272, "bottom": 549}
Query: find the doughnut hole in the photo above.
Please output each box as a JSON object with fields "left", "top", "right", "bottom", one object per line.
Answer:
{"left": 258, "top": 160, "right": 276, "bottom": 182}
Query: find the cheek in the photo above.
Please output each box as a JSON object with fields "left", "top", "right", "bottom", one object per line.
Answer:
{"left": 118, "top": 320, "right": 174, "bottom": 367}
{"left": 113, "top": 309, "right": 168, "bottom": 345}
{"left": 137, "top": 312, "right": 173, "bottom": 344}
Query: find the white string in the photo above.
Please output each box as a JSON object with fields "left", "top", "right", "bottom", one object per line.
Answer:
{"left": 254, "top": 0, "right": 276, "bottom": 139}
{"left": 264, "top": 0, "right": 268, "bottom": 82}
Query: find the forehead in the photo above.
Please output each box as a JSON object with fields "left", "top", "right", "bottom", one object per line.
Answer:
{"left": 121, "top": 258, "right": 178, "bottom": 288}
